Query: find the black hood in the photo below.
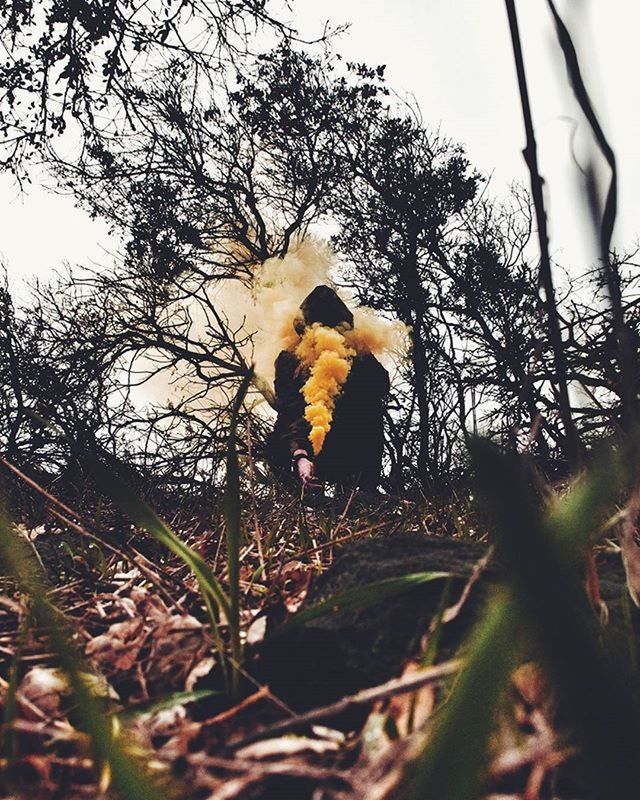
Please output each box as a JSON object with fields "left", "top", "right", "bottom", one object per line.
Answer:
{"left": 299, "top": 285, "right": 354, "bottom": 329}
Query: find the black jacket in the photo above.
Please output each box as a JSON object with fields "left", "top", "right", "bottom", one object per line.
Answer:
{"left": 266, "top": 349, "right": 390, "bottom": 489}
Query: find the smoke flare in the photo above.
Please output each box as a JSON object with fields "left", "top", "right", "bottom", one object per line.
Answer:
{"left": 295, "top": 324, "right": 356, "bottom": 454}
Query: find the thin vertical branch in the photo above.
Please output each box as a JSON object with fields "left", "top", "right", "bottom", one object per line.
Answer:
{"left": 224, "top": 368, "right": 254, "bottom": 697}
{"left": 546, "top": 0, "right": 637, "bottom": 434}
{"left": 504, "top": 0, "right": 582, "bottom": 467}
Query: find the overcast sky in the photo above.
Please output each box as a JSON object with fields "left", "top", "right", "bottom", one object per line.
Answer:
{"left": 2, "top": 0, "right": 638, "bottom": 297}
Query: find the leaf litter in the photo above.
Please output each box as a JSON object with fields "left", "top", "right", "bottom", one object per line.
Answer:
{"left": 0, "top": 489, "right": 629, "bottom": 800}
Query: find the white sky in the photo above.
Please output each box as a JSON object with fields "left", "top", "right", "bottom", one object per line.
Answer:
{"left": 2, "top": 0, "right": 638, "bottom": 298}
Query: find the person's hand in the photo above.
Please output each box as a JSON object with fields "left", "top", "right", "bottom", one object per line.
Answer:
{"left": 296, "top": 457, "right": 322, "bottom": 490}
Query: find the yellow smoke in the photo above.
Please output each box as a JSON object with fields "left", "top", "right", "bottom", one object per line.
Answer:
{"left": 131, "top": 238, "right": 410, "bottom": 422}
{"left": 250, "top": 238, "right": 410, "bottom": 388}
{"left": 249, "top": 239, "right": 336, "bottom": 385}
{"left": 346, "top": 306, "right": 409, "bottom": 360}
{"left": 295, "top": 324, "right": 356, "bottom": 454}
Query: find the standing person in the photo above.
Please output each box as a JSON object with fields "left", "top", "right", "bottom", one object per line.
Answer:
{"left": 266, "top": 285, "right": 390, "bottom": 494}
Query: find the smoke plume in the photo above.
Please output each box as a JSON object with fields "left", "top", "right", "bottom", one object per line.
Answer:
{"left": 133, "top": 238, "right": 409, "bottom": 423}
{"left": 295, "top": 324, "right": 356, "bottom": 454}
{"left": 250, "top": 238, "right": 409, "bottom": 389}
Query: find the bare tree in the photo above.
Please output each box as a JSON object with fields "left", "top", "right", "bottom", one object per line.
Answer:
{"left": 0, "top": 0, "right": 304, "bottom": 174}
{"left": 0, "top": 269, "right": 133, "bottom": 502}
{"left": 331, "top": 114, "right": 479, "bottom": 489}
{"left": 8, "top": 24, "right": 634, "bottom": 498}
{"left": 562, "top": 248, "right": 640, "bottom": 447}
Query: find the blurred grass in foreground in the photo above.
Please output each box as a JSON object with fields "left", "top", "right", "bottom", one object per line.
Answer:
{"left": 0, "top": 507, "right": 168, "bottom": 799}
{"left": 402, "top": 441, "right": 640, "bottom": 799}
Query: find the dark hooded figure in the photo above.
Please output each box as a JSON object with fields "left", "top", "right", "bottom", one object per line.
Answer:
{"left": 265, "top": 285, "right": 390, "bottom": 492}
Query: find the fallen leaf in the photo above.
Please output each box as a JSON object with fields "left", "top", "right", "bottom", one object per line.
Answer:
{"left": 86, "top": 617, "right": 147, "bottom": 673}
{"left": 511, "top": 662, "right": 553, "bottom": 715}
{"left": 145, "top": 704, "right": 188, "bottom": 739}
{"left": 18, "top": 667, "right": 70, "bottom": 720}
{"left": 146, "top": 613, "right": 209, "bottom": 691}
{"left": 186, "top": 656, "right": 216, "bottom": 691}
{"left": 245, "top": 614, "right": 267, "bottom": 646}
{"left": 383, "top": 661, "right": 436, "bottom": 737}
{"left": 277, "top": 560, "right": 314, "bottom": 613}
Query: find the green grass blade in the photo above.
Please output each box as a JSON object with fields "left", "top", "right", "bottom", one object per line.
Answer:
{"left": 402, "top": 440, "right": 639, "bottom": 799}
{"left": 546, "top": 447, "right": 623, "bottom": 558}
{"left": 471, "top": 438, "right": 640, "bottom": 797}
{"left": 84, "top": 454, "right": 232, "bottom": 624}
{"left": 83, "top": 453, "right": 233, "bottom": 689}
{"left": 402, "top": 594, "right": 520, "bottom": 800}
{"left": 406, "top": 579, "right": 454, "bottom": 734}
{"left": 275, "top": 571, "right": 453, "bottom": 633}
{"left": 421, "top": 577, "right": 453, "bottom": 669}
{"left": 120, "top": 689, "right": 219, "bottom": 719}
{"left": 1, "top": 609, "right": 30, "bottom": 763}
{"left": 224, "top": 369, "right": 254, "bottom": 696}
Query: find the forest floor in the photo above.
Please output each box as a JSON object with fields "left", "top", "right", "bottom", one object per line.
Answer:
{"left": 0, "top": 477, "right": 632, "bottom": 800}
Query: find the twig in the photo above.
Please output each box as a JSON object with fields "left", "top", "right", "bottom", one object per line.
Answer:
{"left": 188, "top": 752, "right": 351, "bottom": 783}
{"left": 0, "top": 455, "right": 82, "bottom": 522}
{"left": 504, "top": 0, "right": 581, "bottom": 467}
{"left": 330, "top": 487, "right": 358, "bottom": 542}
{"left": 223, "top": 657, "right": 296, "bottom": 719}
{"left": 443, "top": 546, "right": 494, "bottom": 624}
{"left": 246, "top": 419, "right": 266, "bottom": 576}
{"left": 490, "top": 739, "right": 574, "bottom": 781}
{"left": 47, "top": 508, "right": 182, "bottom": 612}
{"left": 546, "top": 0, "right": 637, "bottom": 433}
{"left": 226, "top": 658, "right": 462, "bottom": 750}
{"left": 204, "top": 686, "right": 270, "bottom": 727}
{"left": 0, "top": 595, "right": 23, "bottom": 615}
{"left": 293, "top": 508, "right": 419, "bottom": 560}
